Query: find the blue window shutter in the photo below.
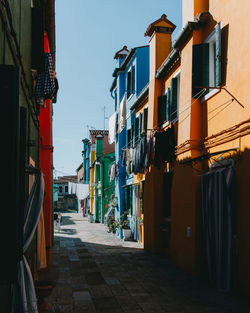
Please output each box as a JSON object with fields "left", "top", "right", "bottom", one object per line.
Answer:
{"left": 215, "top": 22, "right": 222, "bottom": 87}
{"left": 192, "top": 44, "right": 209, "bottom": 98}
{"left": 171, "top": 78, "right": 178, "bottom": 121}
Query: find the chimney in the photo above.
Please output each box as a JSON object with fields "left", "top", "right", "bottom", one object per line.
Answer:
{"left": 145, "top": 14, "right": 176, "bottom": 79}
{"left": 145, "top": 14, "right": 176, "bottom": 129}
{"left": 95, "top": 134, "right": 104, "bottom": 156}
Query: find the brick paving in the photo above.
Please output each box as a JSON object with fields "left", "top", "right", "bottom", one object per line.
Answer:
{"left": 41, "top": 213, "right": 250, "bottom": 313}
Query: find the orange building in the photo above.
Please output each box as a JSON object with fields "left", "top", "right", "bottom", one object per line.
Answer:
{"left": 143, "top": 0, "right": 250, "bottom": 294}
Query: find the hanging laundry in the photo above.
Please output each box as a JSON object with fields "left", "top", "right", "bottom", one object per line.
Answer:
{"left": 126, "top": 149, "right": 132, "bottom": 174}
{"left": 118, "top": 95, "right": 126, "bottom": 133}
{"left": 76, "top": 184, "right": 89, "bottom": 200}
{"left": 145, "top": 133, "right": 153, "bottom": 168}
{"left": 52, "top": 76, "right": 59, "bottom": 103}
{"left": 121, "top": 149, "right": 127, "bottom": 167}
{"left": 108, "top": 112, "right": 116, "bottom": 144}
{"left": 35, "top": 52, "right": 56, "bottom": 106}
{"left": 109, "top": 163, "right": 116, "bottom": 182}
{"left": 37, "top": 208, "right": 47, "bottom": 270}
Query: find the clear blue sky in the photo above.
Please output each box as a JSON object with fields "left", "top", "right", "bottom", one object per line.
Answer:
{"left": 53, "top": 0, "right": 182, "bottom": 176}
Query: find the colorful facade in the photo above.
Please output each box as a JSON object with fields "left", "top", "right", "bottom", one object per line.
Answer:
{"left": 107, "top": 1, "right": 250, "bottom": 295}
{"left": 0, "top": 0, "right": 56, "bottom": 311}
{"left": 142, "top": 1, "right": 250, "bottom": 294}
{"left": 83, "top": 130, "right": 115, "bottom": 221}
{"left": 110, "top": 45, "right": 149, "bottom": 240}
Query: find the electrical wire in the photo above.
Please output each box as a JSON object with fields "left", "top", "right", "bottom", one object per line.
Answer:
{"left": 178, "top": 88, "right": 207, "bottom": 125}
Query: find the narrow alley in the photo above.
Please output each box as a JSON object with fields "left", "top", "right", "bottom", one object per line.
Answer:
{"left": 42, "top": 213, "right": 250, "bottom": 313}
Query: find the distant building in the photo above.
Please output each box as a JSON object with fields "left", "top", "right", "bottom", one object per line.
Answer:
{"left": 54, "top": 176, "right": 78, "bottom": 211}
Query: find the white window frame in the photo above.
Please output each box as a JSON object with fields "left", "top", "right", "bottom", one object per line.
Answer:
{"left": 202, "top": 26, "right": 221, "bottom": 101}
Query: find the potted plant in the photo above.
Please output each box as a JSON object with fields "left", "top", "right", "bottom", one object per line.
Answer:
{"left": 119, "top": 212, "right": 131, "bottom": 240}
{"left": 107, "top": 215, "right": 117, "bottom": 233}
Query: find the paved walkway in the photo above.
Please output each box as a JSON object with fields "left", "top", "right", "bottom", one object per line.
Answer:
{"left": 42, "top": 213, "right": 250, "bottom": 313}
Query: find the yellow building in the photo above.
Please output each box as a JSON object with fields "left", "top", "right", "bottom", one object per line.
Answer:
{"left": 143, "top": 0, "right": 250, "bottom": 294}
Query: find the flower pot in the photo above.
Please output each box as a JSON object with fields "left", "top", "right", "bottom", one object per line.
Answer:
{"left": 123, "top": 228, "right": 131, "bottom": 241}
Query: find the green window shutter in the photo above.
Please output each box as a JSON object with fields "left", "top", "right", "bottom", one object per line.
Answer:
{"left": 139, "top": 113, "right": 142, "bottom": 136}
{"left": 135, "top": 117, "right": 139, "bottom": 143}
{"left": 192, "top": 44, "right": 209, "bottom": 98}
{"left": 215, "top": 22, "right": 222, "bottom": 87}
{"left": 166, "top": 88, "right": 171, "bottom": 122}
{"left": 158, "top": 95, "right": 167, "bottom": 125}
{"left": 129, "top": 186, "right": 133, "bottom": 215}
{"left": 171, "top": 77, "right": 178, "bottom": 121}
{"left": 143, "top": 108, "right": 148, "bottom": 132}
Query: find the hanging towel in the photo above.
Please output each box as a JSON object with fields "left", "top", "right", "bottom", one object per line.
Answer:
{"left": 118, "top": 95, "right": 126, "bottom": 133}
{"left": 76, "top": 184, "right": 89, "bottom": 200}
{"left": 109, "top": 163, "right": 116, "bottom": 182}
{"left": 108, "top": 112, "right": 116, "bottom": 144}
{"left": 37, "top": 208, "right": 47, "bottom": 270}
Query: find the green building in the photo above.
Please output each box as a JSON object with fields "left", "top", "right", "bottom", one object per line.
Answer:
{"left": 94, "top": 134, "right": 115, "bottom": 223}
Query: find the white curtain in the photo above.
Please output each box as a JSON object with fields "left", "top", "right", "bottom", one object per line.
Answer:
{"left": 108, "top": 112, "right": 116, "bottom": 144}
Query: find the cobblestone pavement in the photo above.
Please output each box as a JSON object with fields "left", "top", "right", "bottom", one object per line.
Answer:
{"left": 42, "top": 213, "right": 250, "bottom": 313}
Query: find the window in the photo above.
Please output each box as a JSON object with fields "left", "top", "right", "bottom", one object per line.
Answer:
{"left": 65, "top": 186, "right": 68, "bottom": 193}
{"left": 158, "top": 94, "right": 168, "bottom": 126}
{"left": 114, "top": 89, "right": 117, "bottom": 111}
{"left": 192, "top": 22, "right": 221, "bottom": 98}
{"left": 139, "top": 113, "right": 142, "bottom": 135}
{"left": 158, "top": 74, "right": 180, "bottom": 126}
{"left": 126, "top": 65, "right": 135, "bottom": 99}
{"left": 135, "top": 116, "right": 139, "bottom": 143}
{"left": 142, "top": 108, "right": 148, "bottom": 133}
{"left": 125, "top": 185, "right": 133, "bottom": 215}
{"left": 171, "top": 73, "right": 180, "bottom": 122}
{"left": 59, "top": 186, "right": 63, "bottom": 193}
{"left": 127, "top": 129, "right": 131, "bottom": 148}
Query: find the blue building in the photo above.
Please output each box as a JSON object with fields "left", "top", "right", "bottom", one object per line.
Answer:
{"left": 110, "top": 45, "right": 149, "bottom": 239}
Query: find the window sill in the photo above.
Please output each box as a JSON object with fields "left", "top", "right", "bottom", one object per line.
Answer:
{"left": 201, "top": 88, "right": 220, "bottom": 102}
